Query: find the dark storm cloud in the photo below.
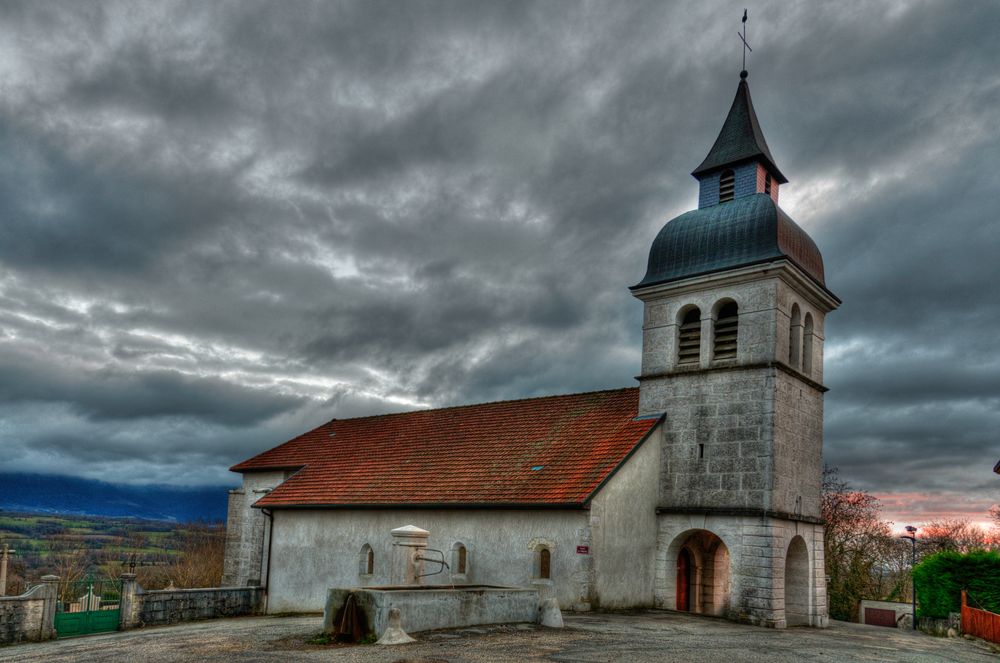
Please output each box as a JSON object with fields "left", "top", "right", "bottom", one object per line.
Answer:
{"left": 0, "top": 347, "right": 305, "bottom": 425}
{"left": 0, "top": 1, "right": 996, "bottom": 522}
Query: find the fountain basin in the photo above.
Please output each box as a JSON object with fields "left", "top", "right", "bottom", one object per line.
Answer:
{"left": 323, "top": 585, "right": 540, "bottom": 637}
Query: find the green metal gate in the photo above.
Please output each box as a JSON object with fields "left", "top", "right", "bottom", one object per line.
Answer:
{"left": 53, "top": 576, "right": 121, "bottom": 638}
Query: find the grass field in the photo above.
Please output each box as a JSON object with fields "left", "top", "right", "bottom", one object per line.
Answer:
{"left": 0, "top": 510, "right": 223, "bottom": 594}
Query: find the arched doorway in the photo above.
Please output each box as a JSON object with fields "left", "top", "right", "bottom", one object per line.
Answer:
{"left": 785, "top": 536, "right": 810, "bottom": 626}
{"left": 676, "top": 548, "right": 692, "bottom": 611}
{"left": 669, "top": 530, "right": 731, "bottom": 616}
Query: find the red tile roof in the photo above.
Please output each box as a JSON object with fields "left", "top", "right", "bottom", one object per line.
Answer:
{"left": 232, "top": 387, "right": 658, "bottom": 509}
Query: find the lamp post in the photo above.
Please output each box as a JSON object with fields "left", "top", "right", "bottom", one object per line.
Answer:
{"left": 900, "top": 525, "right": 918, "bottom": 630}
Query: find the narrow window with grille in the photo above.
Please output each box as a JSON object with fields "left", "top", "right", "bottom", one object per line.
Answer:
{"left": 713, "top": 302, "right": 738, "bottom": 360}
{"left": 764, "top": 173, "right": 772, "bottom": 195}
{"left": 677, "top": 308, "right": 701, "bottom": 365}
{"left": 719, "top": 169, "right": 735, "bottom": 202}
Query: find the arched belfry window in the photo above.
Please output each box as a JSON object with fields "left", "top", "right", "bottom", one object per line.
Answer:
{"left": 713, "top": 301, "right": 738, "bottom": 360}
{"left": 719, "top": 170, "right": 735, "bottom": 202}
{"left": 789, "top": 304, "right": 802, "bottom": 368}
{"left": 803, "top": 313, "right": 814, "bottom": 376}
{"left": 677, "top": 308, "right": 701, "bottom": 365}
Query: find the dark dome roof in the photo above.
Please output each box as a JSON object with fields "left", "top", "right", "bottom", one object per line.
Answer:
{"left": 632, "top": 194, "right": 826, "bottom": 290}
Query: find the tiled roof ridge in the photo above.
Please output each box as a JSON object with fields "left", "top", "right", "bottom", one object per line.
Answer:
{"left": 330, "top": 385, "right": 638, "bottom": 423}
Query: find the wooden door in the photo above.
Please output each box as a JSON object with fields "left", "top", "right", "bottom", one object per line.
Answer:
{"left": 676, "top": 548, "right": 692, "bottom": 611}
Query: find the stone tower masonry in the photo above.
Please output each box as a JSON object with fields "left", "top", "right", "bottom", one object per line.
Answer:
{"left": 630, "top": 71, "right": 840, "bottom": 627}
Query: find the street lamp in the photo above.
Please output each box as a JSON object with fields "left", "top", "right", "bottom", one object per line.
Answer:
{"left": 900, "top": 525, "right": 918, "bottom": 630}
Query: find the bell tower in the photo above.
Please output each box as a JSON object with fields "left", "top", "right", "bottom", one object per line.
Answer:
{"left": 630, "top": 71, "right": 840, "bottom": 628}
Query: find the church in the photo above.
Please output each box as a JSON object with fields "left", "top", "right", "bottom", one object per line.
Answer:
{"left": 223, "top": 69, "right": 839, "bottom": 629}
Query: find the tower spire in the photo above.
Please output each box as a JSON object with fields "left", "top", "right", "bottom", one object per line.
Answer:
{"left": 691, "top": 72, "right": 786, "bottom": 184}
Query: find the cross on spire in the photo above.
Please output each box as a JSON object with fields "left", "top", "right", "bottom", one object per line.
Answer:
{"left": 739, "top": 9, "right": 752, "bottom": 78}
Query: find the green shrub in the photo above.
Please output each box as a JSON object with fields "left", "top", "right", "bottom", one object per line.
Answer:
{"left": 912, "top": 549, "right": 1000, "bottom": 618}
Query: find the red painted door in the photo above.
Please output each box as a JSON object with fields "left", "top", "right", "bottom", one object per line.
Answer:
{"left": 677, "top": 548, "right": 692, "bottom": 611}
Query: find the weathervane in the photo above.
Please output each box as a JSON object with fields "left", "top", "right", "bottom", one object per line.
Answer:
{"left": 739, "top": 9, "right": 752, "bottom": 78}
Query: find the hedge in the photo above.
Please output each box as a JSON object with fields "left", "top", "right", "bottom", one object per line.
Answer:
{"left": 912, "top": 550, "right": 1000, "bottom": 618}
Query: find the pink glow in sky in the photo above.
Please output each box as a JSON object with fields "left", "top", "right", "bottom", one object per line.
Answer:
{"left": 875, "top": 491, "right": 997, "bottom": 533}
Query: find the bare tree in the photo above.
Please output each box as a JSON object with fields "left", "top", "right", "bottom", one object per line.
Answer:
{"left": 822, "top": 466, "right": 899, "bottom": 621}
{"left": 168, "top": 523, "right": 225, "bottom": 588}
{"left": 46, "top": 538, "right": 92, "bottom": 602}
{"left": 919, "top": 518, "right": 993, "bottom": 553}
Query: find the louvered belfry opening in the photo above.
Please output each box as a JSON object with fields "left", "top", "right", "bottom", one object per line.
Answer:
{"left": 719, "top": 169, "right": 735, "bottom": 202}
{"left": 713, "top": 302, "right": 739, "bottom": 360}
{"left": 678, "top": 308, "right": 702, "bottom": 365}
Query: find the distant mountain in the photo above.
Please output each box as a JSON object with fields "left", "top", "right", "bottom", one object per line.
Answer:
{"left": 0, "top": 472, "right": 232, "bottom": 522}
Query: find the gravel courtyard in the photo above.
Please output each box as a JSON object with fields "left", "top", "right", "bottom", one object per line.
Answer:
{"left": 1, "top": 611, "right": 996, "bottom": 663}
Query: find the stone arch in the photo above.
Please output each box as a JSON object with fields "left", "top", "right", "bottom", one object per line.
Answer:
{"left": 528, "top": 538, "right": 556, "bottom": 581}
{"left": 802, "top": 313, "right": 814, "bottom": 376}
{"left": 665, "top": 529, "right": 731, "bottom": 616}
{"left": 784, "top": 535, "right": 811, "bottom": 626}
{"left": 789, "top": 303, "right": 802, "bottom": 368}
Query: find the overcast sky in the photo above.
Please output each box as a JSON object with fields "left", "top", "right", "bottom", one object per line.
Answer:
{"left": 0, "top": 1, "right": 997, "bottom": 527}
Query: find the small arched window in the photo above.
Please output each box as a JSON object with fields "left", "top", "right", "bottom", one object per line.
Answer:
{"left": 539, "top": 548, "right": 551, "bottom": 580}
{"left": 360, "top": 543, "right": 374, "bottom": 576}
{"left": 452, "top": 543, "right": 468, "bottom": 576}
{"left": 719, "top": 169, "right": 735, "bottom": 202}
{"left": 713, "top": 301, "right": 738, "bottom": 360}
{"left": 764, "top": 173, "right": 772, "bottom": 196}
{"left": 802, "top": 314, "right": 814, "bottom": 375}
{"left": 677, "top": 308, "right": 701, "bottom": 365}
{"left": 789, "top": 304, "right": 802, "bottom": 368}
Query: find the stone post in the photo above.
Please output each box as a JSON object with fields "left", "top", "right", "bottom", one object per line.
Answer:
{"left": 39, "top": 575, "right": 59, "bottom": 641}
{"left": 390, "top": 525, "right": 429, "bottom": 585}
{"left": 119, "top": 573, "right": 140, "bottom": 630}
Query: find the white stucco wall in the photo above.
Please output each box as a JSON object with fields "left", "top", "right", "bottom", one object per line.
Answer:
{"left": 265, "top": 508, "right": 592, "bottom": 613}
{"left": 589, "top": 425, "right": 661, "bottom": 609}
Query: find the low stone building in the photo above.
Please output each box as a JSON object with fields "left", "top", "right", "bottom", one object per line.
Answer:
{"left": 225, "top": 70, "right": 839, "bottom": 629}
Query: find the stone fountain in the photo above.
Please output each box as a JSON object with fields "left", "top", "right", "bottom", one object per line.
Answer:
{"left": 323, "top": 525, "right": 540, "bottom": 640}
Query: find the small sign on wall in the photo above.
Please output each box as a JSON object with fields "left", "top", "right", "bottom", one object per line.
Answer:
{"left": 576, "top": 545, "right": 589, "bottom": 555}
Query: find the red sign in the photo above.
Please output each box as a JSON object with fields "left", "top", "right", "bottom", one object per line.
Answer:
{"left": 576, "top": 545, "right": 589, "bottom": 554}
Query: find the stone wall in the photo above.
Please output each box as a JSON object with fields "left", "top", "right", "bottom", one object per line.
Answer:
{"left": 323, "top": 586, "right": 540, "bottom": 637}
{"left": 0, "top": 576, "right": 57, "bottom": 645}
{"left": 646, "top": 365, "right": 777, "bottom": 511}
{"left": 222, "top": 470, "right": 286, "bottom": 587}
{"left": 134, "top": 586, "right": 264, "bottom": 626}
